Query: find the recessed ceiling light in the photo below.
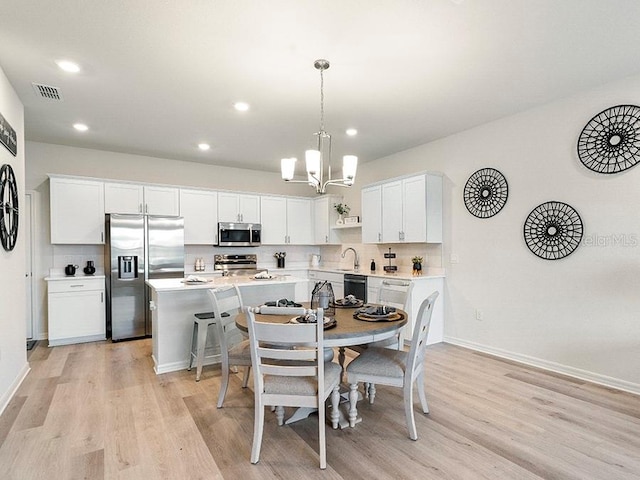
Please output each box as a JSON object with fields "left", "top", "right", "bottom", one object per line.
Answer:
{"left": 198, "top": 143, "right": 210, "bottom": 151}
{"left": 346, "top": 128, "right": 358, "bottom": 136}
{"left": 73, "top": 123, "right": 88, "bottom": 132}
{"left": 234, "top": 102, "right": 250, "bottom": 112}
{"left": 56, "top": 60, "right": 81, "bottom": 73}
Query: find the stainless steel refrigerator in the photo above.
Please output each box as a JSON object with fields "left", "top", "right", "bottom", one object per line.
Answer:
{"left": 105, "top": 214, "right": 184, "bottom": 341}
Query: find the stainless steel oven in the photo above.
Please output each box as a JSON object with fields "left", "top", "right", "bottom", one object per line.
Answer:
{"left": 214, "top": 254, "right": 258, "bottom": 276}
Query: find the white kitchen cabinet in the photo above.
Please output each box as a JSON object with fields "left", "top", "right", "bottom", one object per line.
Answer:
{"left": 361, "top": 184, "right": 383, "bottom": 243}
{"left": 46, "top": 277, "right": 106, "bottom": 346}
{"left": 180, "top": 189, "right": 218, "bottom": 244}
{"left": 218, "top": 192, "right": 260, "bottom": 223}
{"left": 104, "top": 183, "right": 144, "bottom": 214}
{"left": 104, "top": 183, "right": 180, "bottom": 216}
{"left": 50, "top": 176, "right": 105, "bottom": 244}
{"left": 308, "top": 270, "right": 344, "bottom": 300}
{"left": 261, "top": 196, "right": 313, "bottom": 245}
{"left": 287, "top": 197, "right": 313, "bottom": 244}
{"left": 313, "top": 195, "right": 342, "bottom": 245}
{"left": 144, "top": 185, "right": 180, "bottom": 215}
{"left": 362, "top": 172, "right": 443, "bottom": 244}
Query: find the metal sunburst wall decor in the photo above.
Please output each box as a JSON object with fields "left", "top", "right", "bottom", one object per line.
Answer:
{"left": 463, "top": 168, "right": 509, "bottom": 218}
{"left": 577, "top": 104, "right": 640, "bottom": 174}
{"left": 523, "top": 201, "right": 583, "bottom": 260}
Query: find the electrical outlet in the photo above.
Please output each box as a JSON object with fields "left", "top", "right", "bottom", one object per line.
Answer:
{"left": 450, "top": 253, "right": 459, "bottom": 264}
{"left": 475, "top": 309, "right": 483, "bottom": 321}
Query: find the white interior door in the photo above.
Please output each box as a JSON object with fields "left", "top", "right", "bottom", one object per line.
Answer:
{"left": 24, "top": 192, "right": 34, "bottom": 340}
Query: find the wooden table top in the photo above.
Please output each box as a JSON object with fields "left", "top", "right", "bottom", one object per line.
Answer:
{"left": 236, "top": 304, "right": 408, "bottom": 348}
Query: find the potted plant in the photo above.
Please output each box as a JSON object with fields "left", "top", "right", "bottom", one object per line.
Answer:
{"left": 334, "top": 203, "right": 350, "bottom": 224}
{"left": 411, "top": 256, "right": 423, "bottom": 275}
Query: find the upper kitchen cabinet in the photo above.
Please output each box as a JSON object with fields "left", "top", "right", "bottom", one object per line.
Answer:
{"left": 313, "top": 195, "right": 342, "bottom": 245}
{"left": 362, "top": 172, "right": 442, "bottom": 244}
{"left": 50, "top": 176, "right": 105, "bottom": 244}
{"left": 180, "top": 188, "right": 218, "bottom": 245}
{"left": 104, "top": 182, "right": 143, "bottom": 214}
{"left": 104, "top": 182, "right": 179, "bottom": 216}
{"left": 143, "top": 185, "right": 180, "bottom": 215}
{"left": 218, "top": 192, "right": 260, "bottom": 223}
{"left": 361, "top": 184, "right": 383, "bottom": 243}
{"left": 260, "top": 196, "right": 313, "bottom": 245}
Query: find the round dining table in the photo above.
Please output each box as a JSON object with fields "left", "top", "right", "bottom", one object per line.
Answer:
{"left": 235, "top": 303, "right": 408, "bottom": 349}
{"left": 235, "top": 303, "right": 407, "bottom": 428}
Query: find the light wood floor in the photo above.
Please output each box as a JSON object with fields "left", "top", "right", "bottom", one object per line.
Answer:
{"left": 1, "top": 340, "right": 639, "bottom": 480}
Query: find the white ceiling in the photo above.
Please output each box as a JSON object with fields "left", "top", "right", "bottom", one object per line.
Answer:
{"left": 2, "top": 0, "right": 640, "bottom": 175}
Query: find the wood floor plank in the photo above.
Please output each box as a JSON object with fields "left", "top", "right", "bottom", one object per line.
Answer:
{"left": 0, "top": 395, "right": 26, "bottom": 449}
{"left": 1, "top": 340, "right": 639, "bottom": 479}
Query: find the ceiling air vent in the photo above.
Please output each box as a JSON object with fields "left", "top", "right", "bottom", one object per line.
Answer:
{"left": 32, "top": 83, "right": 63, "bottom": 101}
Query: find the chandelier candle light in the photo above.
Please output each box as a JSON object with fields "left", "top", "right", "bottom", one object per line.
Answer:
{"left": 281, "top": 59, "right": 358, "bottom": 194}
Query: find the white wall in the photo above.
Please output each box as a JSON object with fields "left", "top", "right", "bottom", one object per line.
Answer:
{"left": 355, "top": 74, "right": 640, "bottom": 393}
{"left": 0, "top": 66, "right": 28, "bottom": 415}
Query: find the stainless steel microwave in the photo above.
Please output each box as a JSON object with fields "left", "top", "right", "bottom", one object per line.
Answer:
{"left": 217, "top": 222, "right": 261, "bottom": 247}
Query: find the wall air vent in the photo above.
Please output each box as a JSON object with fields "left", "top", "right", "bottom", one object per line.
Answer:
{"left": 32, "top": 83, "right": 63, "bottom": 101}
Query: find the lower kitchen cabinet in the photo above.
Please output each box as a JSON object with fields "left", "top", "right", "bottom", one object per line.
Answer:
{"left": 46, "top": 276, "right": 106, "bottom": 346}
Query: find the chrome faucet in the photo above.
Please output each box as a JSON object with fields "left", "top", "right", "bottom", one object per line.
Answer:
{"left": 341, "top": 247, "right": 360, "bottom": 271}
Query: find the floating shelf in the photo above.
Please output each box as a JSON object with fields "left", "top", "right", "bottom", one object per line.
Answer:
{"left": 331, "top": 223, "right": 362, "bottom": 230}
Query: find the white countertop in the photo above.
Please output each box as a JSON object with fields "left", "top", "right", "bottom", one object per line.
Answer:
{"left": 147, "top": 274, "right": 307, "bottom": 292}
{"left": 308, "top": 266, "right": 446, "bottom": 280}
{"left": 45, "top": 274, "right": 105, "bottom": 281}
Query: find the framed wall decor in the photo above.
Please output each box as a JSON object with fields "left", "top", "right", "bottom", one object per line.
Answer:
{"left": 577, "top": 104, "right": 640, "bottom": 174}
{"left": 523, "top": 201, "right": 583, "bottom": 260}
{"left": 463, "top": 167, "right": 509, "bottom": 218}
{"left": 0, "top": 163, "right": 19, "bottom": 251}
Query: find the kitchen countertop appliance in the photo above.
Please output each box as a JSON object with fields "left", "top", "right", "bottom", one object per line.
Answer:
{"left": 105, "top": 214, "right": 184, "bottom": 341}
{"left": 214, "top": 254, "right": 258, "bottom": 276}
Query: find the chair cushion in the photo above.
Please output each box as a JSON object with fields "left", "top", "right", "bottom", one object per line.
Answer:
{"left": 346, "top": 348, "right": 407, "bottom": 379}
{"left": 228, "top": 339, "right": 252, "bottom": 364}
{"left": 264, "top": 361, "right": 342, "bottom": 396}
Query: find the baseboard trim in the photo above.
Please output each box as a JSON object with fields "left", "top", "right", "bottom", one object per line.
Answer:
{"left": 444, "top": 336, "right": 640, "bottom": 396}
{"left": 0, "top": 362, "right": 31, "bottom": 416}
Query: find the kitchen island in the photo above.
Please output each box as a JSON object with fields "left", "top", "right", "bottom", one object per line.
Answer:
{"left": 147, "top": 275, "right": 306, "bottom": 374}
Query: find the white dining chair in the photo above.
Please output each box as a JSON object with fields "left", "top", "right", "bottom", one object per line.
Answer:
{"left": 376, "top": 279, "right": 414, "bottom": 349}
{"left": 246, "top": 305, "right": 342, "bottom": 469}
{"left": 208, "top": 286, "right": 252, "bottom": 408}
{"left": 346, "top": 291, "right": 439, "bottom": 440}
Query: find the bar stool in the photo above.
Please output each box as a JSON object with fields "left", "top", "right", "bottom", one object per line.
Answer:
{"left": 188, "top": 311, "right": 226, "bottom": 382}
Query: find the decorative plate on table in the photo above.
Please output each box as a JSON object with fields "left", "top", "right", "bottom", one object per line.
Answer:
{"left": 353, "top": 305, "right": 404, "bottom": 322}
{"left": 290, "top": 316, "right": 337, "bottom": 330}
{"left": 332, "top": 298, "right": 364, "bottom": 308}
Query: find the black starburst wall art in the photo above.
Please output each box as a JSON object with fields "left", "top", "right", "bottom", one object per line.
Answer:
{"left": 463, "top": 168, "right": 509, "bottom": 218}
{"left": 523, "top": 201, "right": 583, "bottom": 260}
{"left": 577, "top": 104, "right": 640, "bottom": 174}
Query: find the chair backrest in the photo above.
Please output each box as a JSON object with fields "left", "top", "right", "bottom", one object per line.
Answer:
{"left": 405, "top": 292, "right": 439, "bottom": 380}
{"left": 207, "top": 286, "right": 245, "bottom": 353}
{"left": 245, "top": 306, "right": 325, "bottom": 408}
{"left": 378, "top": 279, "right": 414, "bottom": 310}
